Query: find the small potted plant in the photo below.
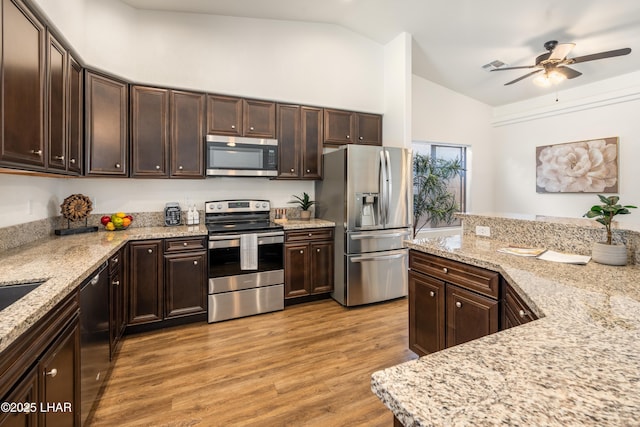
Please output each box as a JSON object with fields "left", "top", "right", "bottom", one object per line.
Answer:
{"left": 583, "top": 194, "right": 636, "bottom": 265}
{"left": 289, "top": 192, "right": 315, "bottom": 220}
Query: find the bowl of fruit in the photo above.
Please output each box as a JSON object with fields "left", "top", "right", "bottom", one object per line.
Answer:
{"left": 101, "top": 212, "right": 133, "bottom": 231}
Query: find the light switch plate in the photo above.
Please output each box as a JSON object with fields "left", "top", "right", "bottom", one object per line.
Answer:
{"left": 475, "top": 225, "right": 491, "bottom": 237}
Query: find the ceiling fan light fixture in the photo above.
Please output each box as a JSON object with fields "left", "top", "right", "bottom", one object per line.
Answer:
{"left": 533, "top": 73, "right": 552, "bottom": 87}
{"left": 532, "top": 69, "right": 566, "bottom": 87}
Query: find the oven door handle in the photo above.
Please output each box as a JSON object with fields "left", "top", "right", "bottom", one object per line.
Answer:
{"left": 208, "top": 231, "right": 284, "bottom": 241}
{"left": 208, "top": 233, "right": 284, "bottom": 249}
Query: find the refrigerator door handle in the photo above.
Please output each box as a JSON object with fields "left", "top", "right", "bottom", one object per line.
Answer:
{"left": 350, "top": 231, "right": 411, "bottom": 240}
{"left": 379, "top": 150, "right": 387, "bottom": 225}
{"left": 384, "top": 149, "right": 392, "bottom": 227}
{"left": 350, "top": 253, "right": 406, "bottom": 262}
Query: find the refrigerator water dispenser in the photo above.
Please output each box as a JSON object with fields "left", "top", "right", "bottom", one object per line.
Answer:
{"left": 356, "top": 192, "right": 379, "bottom": 227}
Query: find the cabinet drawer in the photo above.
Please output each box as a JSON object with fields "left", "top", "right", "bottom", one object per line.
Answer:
{"left": 109, "top": 251, "right": 122, "bottom": 272}
{"left": 504, "top": 284, "right": 537, "bottom": 328}
{"left": 410, "top": 251, "right": 499, "bottom": 299}
{"left": 164, "top": 237, "right": 206, "bottom": 252}
{"left": 285, "top": 228, "right": 333, "bottom": 242}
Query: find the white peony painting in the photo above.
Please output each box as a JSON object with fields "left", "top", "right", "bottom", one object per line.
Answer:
{"left": 536, "top": 137, "right": 618, "bottom": 193}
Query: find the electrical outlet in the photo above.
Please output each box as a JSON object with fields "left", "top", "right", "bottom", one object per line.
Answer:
{"left": 475, "top": 225, "right": 491, "bottom": 237}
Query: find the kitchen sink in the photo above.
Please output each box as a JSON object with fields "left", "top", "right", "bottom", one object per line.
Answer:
{"left": 0, "top": 281, "right": 44, "bottom": 312}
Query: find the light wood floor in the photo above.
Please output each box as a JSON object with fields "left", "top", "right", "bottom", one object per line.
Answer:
{"left": 89, "top": 297, "right": 416, "bottom": 427}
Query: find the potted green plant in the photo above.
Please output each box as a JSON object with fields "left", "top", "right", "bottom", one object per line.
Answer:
{"left": 583, "top": 194, "right": 636, "bottom": 265}
{"left": 290, "top": 192, "right": 315, "bottom": 220}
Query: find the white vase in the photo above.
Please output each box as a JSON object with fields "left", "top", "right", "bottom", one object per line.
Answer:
{"left": 591, "top": 242, "right": 628, "bottom": 266}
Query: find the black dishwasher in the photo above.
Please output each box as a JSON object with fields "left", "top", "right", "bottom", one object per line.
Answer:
{"left": 80, "top": 261, "right": 110, "bottom": 426}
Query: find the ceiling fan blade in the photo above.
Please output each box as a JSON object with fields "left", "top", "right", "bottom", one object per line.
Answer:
{"left": 504, "top": 69, "right": 543, "bottom": 86}
{"left": 490, "top": 65, "right": 537, "bottom": 71}
{"left": 570, "top": 48, "right": 632, "bottom": 64}
{"left": 555, "top": 66, "right": 582, "bottom": 79}
{"left": 549, "top": 43, "right": 575, "bottom": 61}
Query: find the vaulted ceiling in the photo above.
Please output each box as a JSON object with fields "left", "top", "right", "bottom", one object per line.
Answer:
{"left": 120, "top": 0, "right": 640, "bottom": 106}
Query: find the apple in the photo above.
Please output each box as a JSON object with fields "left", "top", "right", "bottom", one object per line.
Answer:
{"left": 125, "top": 214, "right": 133, "bottom": 221}
{"left": 100, "top": 215, "right": 111, "bottom": 226}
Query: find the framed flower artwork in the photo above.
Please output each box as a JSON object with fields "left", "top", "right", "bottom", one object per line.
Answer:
{"left": 536, "top": 137, "right": 619, "bottom": 193}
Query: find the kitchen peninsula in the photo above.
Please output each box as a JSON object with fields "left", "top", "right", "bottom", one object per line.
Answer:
{"left": 372, "top": 214, "right": 640, "bottom": 426}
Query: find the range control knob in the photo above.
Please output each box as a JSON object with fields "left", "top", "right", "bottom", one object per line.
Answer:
{"left": 255, "top": 203, "right": 260, "bottom": 208}
{"left": 216, "top": 204, "right": 222, "bottom": 210}
{"left": 262, "top": 203, "right": 267, "bottom": 208}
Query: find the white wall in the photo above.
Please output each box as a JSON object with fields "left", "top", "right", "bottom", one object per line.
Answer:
{"left": 411, "top": 74, "right": 496, "bottom": 214}
{"left": 0, "top": 174, "right": 65, "bottom": 227}
{"left": 493, "top": 73, "right": 640, "bottom": 227}
{"left": 383, "top": 33, "right": 412, "bottom": 148}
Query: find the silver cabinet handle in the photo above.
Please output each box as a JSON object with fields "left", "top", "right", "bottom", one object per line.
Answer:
{"left": 359, "top": 136, "right": 363, "bottom": 140}
{"left": 155, "top": 165, "right": 160, "bottom": 170}
{"left": 148, "top": 249, "right": 153, "bottom": 254}
{"left": 316, "top": 248, "right": 320, "bottom": 253}
{"left": 346, "top": 135, "right": 350, "bottom": 139}
{"left": 54, "top": 155, "right": 64, "bottom": 160}
{"left": 46, "top": 368, "right": 58, "bottom": 377}
{"left": 231, "top": 125, "right": 236, "bottom": 129}
{"left": 290, "top": 168, "right": 295, "bottom": 173}
{"left": 519, "top": 310, "right": 527, "bottom": 318}
{"left": 442, "top": 267, "right": 448, "bottom": 274}
{"left": 193, "top": 260, "right": 198, "bottom": 265}
{"left": 112, "top": 280, "right": 120, "bottom": 286}
{"left": 70, "top": 158, "right": 76, "bottom": 164}
{"left": 299, "top": 250, "right": 304, "bottom": 254}
{"left": 183, "top": 242, "right": 188, "bottom": 246}
{"left": 250, "top": 126, "right": 255, "bottom": 131}
{"left": 456, "top": 301, "right": 462, "bottom": 308}
{"left": 429, "top": 291, "right": 435, "bottom": 297}
{"left": 115, "top": 163, "right": 121, "bottom": 168}
{"left": 113, "top": 257, "right": 119, "bottom": 264}
{"left": 178, "top": 165, "right": 183, "bottom": 170}
{"left": 306, "top": 169, "right": 310, "bottom": 173}
{"left": 308, "top": 233, "right": 313, "bottom": 237}
{"left": 30, "top": 149, "right": 42, "bottom": 156}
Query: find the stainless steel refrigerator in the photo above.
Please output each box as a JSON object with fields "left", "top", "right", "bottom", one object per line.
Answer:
{"left": 315, "top": 145, "right": 412, "bottom": 306}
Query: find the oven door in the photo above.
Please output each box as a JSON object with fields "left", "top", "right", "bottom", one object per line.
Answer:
{"left": 208, "top": 231, "right": 284, "bottom": 293}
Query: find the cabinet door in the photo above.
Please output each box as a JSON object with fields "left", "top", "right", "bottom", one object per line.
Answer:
{"left": 243, "top": 99, "right": 276, "bottom": 138}
{"left": 128, "top": 240, "right": 163, "bottom": 325}
{"left": 310, "top": 241, "right": 333, "bottom": 294}
{"left": 276, "top": 104, "right": 300, "bottom": 178}
{"left": 284, "top": 243, "right": 310, "bottom": 298}
{"left": 355, "top": 113, "right": 382, "bottom": 146}
{"left": 46, "top": 31, "right": 67, "bottom": 172}
{"left": 503, "top": 283, "right": 537, "bottom": 329}
{"left": 170, "top": 90, "right": 205, "bottom": 178}
{"left": 164, "top": 251, "right": 207, "bottom": 318}
{"left": 323, "top": 109, "right": 353, "bottom": 145}
{"left": 446, "top": 285, "right": 498, "bottom": 348}
{"left": 301, "top": 106, "right": 323, "bottom": 179}
{"left": 409, "top": 271, "right": 445, "bottom": 356}
{"left": 0, "top": 367, "right": 38, "bottom": 427}
{"left": 130, "top": 86, "right": 169, "bottom": 177}
{"left": 67, "top": 56, "right": 83, "bottom": 175}
{"left": 38, "top": 317, "right": 80, "bottom": 427}
{"left": 0, "top": 0, "right": 46, "bottom": 168}
{"left": 85, "top": 71, "right": 128, "bottom": 176}
{"left": 206, "top": 95, "right": 242, "bottom": 136}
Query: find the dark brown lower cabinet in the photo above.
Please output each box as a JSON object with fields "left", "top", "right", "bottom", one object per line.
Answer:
{"left": 164, "top": 250, "right": 207, "bottom": 318}
{"left": 0, "top": 291, "right": 80, "bottom": 427}
{"left": 503, "top": 283, "right": 538, "bottom": 329}
{"left": 109, "top": 249, "right": 126, "bottom": 360}
{"left": 408, "top": 250, "right": 500, "bottom": 356}
{"left": 284, "top": 229, "right": 334, "bottom": 299}
{"left": 128, "top": 240, "right": 163, "bottom": 325}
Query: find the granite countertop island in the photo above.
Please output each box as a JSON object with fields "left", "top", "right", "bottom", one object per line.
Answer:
{"left": 0, "top": 218, "right": 334, "bottom": 354}
{"left": 372, "top": 231, "right": 640, "bottom": 426}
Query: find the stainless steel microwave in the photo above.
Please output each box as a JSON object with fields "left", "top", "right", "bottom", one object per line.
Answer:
{"left": 206, "top": 135, "right": 278, "bottom": 177}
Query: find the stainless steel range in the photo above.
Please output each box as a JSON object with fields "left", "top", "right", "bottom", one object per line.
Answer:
{"left": 205, "top": 199, "right": 284, "bottom": 323}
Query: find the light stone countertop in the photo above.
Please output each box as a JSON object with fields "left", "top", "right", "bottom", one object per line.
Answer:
{"left": 371, "top": 234, "right": 640, "bottom": 426}
{"left": 0, "top": 220, "right": 335, "bottom": 354}
{"left": 280, "top": 218, "right": 335, "bottom": 230}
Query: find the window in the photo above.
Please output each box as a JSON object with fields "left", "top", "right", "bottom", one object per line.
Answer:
{"left": 412, "top": 141, "right": 467, "bottom": 230}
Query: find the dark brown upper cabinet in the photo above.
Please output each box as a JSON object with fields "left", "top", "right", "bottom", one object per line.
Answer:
{"left": 130, "top": 86, "right": 170, "bottom": 178}
{"left": 0, "top": 0, "right": 46, "bottom": 169}
{"left": 323, "top": 108, "right": 382, "bottom": 146}
{"left": 277, "top": 104, "right": 322, "bottom": 180}
{"left": 85, "top": 70, "right": 128, "bottom": 176}
{"left": 67, "top": 55, "right": 83, "bottom": 175}
{"left": 206, "top": 95, "right": 276, "bottom": 138}
{"left": 170, "top": 90, "right": 205, "bottom": 178}
{"left": 46, "top": 31, "right": 67, "bottom": 172}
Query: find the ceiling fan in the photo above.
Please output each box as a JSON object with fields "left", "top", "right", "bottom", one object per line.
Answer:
{"left": 492, "top": 40, "right": 632, "bottom": 86}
